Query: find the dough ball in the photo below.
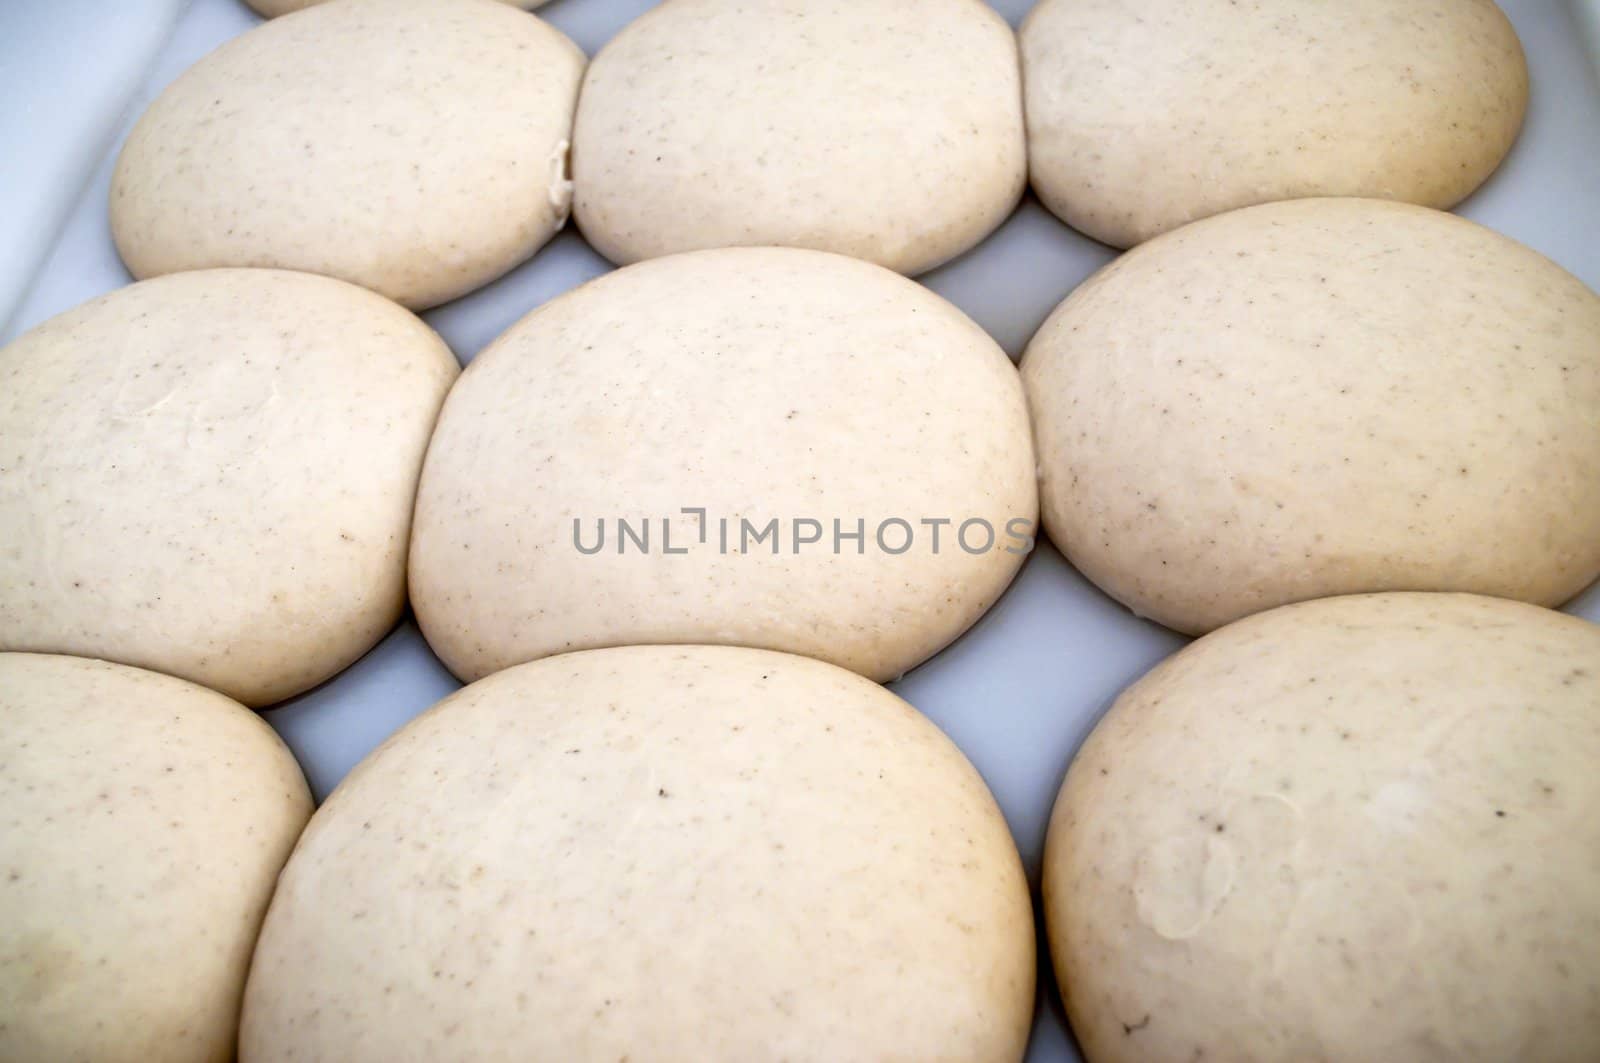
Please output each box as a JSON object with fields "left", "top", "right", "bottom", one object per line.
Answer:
{"left": 111, "top": 0, "right": 584, "bottom": 309}
{"left": 0, "top": 269, "right": 459, "bottom": 705}
{"left": 0, "top": 652, "right": 311, "bottom": 1063}
{"left": 1020, "top": 0, "right": 1528, "bottom": 247}
{"left": 1022, "top": 198, "right": 1600, "bottom": 635}
{"left": 410, "top": 246, "right": 1036, "bottom": 683}
{"left": 240, "top": 645, "right": 1035, "bottom": 1061}
{"left": 1043, "top": 592, "right": 1600, "bottom": 1062}
{"left": 572, "top": 0, "right": 1025, "bottom": 275}
{"left": 247, "top": 0, "right": 544, "bottom": 15}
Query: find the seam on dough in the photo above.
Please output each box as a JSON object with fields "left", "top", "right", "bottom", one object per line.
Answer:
{"left": 548, "top": 138, "right": 573, "bottom": 223}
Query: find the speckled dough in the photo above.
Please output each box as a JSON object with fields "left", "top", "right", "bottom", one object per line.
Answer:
{"left": 0, "top": 269, "right": 459, "bottom": 705}
{"left": 1022, "top": 199, "right": 1600, "bottom": 635}
{"left": 0, "top": 653, "right": 311, "bottom": 1063}
{"left": 247, "top": 0, "right": 544, "bottom": 15}
{"left": 1020, "top": 0, "right": 1528, "bottom": 247}
{"left": 240, "top": 645, "right": 1035, "bottom": 1061}
{"left": 1043, "top": 593, "right": 1600, "bottom": 1062}
{"left": 571, "top": 0, "right": 1026, "bottom": 275}
{"left": 410, "top": 247, "right": 1037, "bottom": 683}
{"left": 111, "top": 0, "right": 584, "bottom": 309}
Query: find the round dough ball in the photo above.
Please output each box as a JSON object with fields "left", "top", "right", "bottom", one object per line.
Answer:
{"left": 1043, "top": 592, "right": 1600, "bottom": 1062}
{"left": 111, "top": 0, "right": 584, "bottom": 310}
{"left": 240, "top": 645, "right": 1035, "bottom": 1060}
{"left": 0, "top": 269, "right": 459, "bottom": 705}
{"left": 247, "top": 0, "right": 544, "bottom": 15}
{"left": 1022, "top": 198, "right": 1600, "bottom": 635}
{"left": 1020, "top": 0, "right": 1528, "bottom": 247}
{"left": 571, "top": 0, "right": 1025, "bottom": 275}
{"left": 0, "top": 652, "right": 311, "bottom": 1063}
{"left": 410, "top": 247, "right": 1037, "bottom": 683}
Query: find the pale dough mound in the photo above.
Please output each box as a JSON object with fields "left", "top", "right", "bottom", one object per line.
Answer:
{"left": 0, "top": 269, "right": 459, "bottom": 705}
{"left": 1023, "top": 198, "right": 1600, "bottom": 635}
{"left": 572, "top": 0, "right": 1026, "bottom": 274}
{"left": 0, "top": 652, "right": 311, "bottom": 1063}
{"left": 111, "top": 0, "right": 583, "bottom": 309}
{"left": 410, "top": 247, "right": 1037, "bottom": 683}
{"left": 1044, "top": 593, "right": 1600, "bottom": 1063}
{"left": 1021, "top": 0, "right": 1528, "bottom": 247}
{"left": 241, "top": 645, "right": 1036, "bottom": 1061}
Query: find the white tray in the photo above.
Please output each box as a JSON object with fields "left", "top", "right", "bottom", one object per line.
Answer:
{"left": 3, "top": 2, "right": 1598, "bottom": 1058}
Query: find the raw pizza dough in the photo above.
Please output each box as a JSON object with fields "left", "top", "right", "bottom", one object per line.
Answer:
{"left": 572, "top": 0, "right": 1025, "bottom": 275}
{"left": 240, "top": 645, "right": 1036, "bottom": 1061}
{"left": 111, "top": 0, "right": 584, "bottom": 309}
{"left": 0, "top": 652, "right": 311, "bottom": 1063}
{"left": 1022, "top": 198, "right": 1600, "bottom": 635}
{"left": 409, "top": 247, "right": 1037, "bottom": 683}
{"left": 1043, "top": 592, "right": 1600, "bottom": 1062}
{"left": 1020, "top": 0, "right": 1528, "bottom": 247}
{"left": 247, "top": 0, "right": 544, "bottom": 14}
{"left": 0, "top": 269, "right": 459, "bottom": 706}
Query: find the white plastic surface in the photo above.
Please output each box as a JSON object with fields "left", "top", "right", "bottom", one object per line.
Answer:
{"left": 2, "top": 2, "right": 1598, "bottom": 1059}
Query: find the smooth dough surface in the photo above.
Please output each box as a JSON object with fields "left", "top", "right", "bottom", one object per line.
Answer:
{"left": 1020, "top": 0, "right": 1528, "bottom": 247}
{"left": 572, "top": 0, "right": 1025, "bottom": 275}
{"left": 247, "top": 0, "right": 543, "bottom": 14}
{"left": 1043, "top": 593, "right": 1600, "bottom": 1062}
{"left": 241, "top": 645, "right": 1035, "bottom": 1061}
{"left": 1022, "top": 198, "right": 1600, "bottom": 635}
{"left": 0, "top": 269, "right": 459, "bottom": 706}
{"left": 0, "top": 652, "right": 311, "bottom": 1063}
{"left": 112, "top": 0, "right": 584, "bottom": 309}
{"left": 411, "top": 247, "right": 1037, "bottom": 683}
